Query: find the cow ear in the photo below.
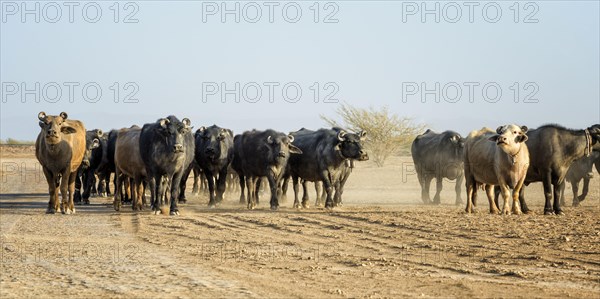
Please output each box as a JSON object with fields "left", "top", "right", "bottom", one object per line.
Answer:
{"left": 60, "top": 112, "right": 68, "bottom": 120}
{"left": 496, "top": 126, "right": 503, "bottom": 134}
{"left": 488, "top": 135, "right": 499, "bottom": 142}
{"left": 92, "top": 138, "right": 100, "bottom": 149}
{"left": 520, "top": 126, "right": 528, "bottom": 133}
{"left": 61, "top": 125, "right": 77, "bottom": 134}
{"left": 359, "top": 130, "right": 367, "bottom": 140}
{"left": 289, "top": 144, "right": 303, "bottom": 154}
{"left": 96, "top": 129, "right": 103, "bottom": 138}
{"left": 38, "top": 121, "right": 45, "bottom": 128}
{"left": 38, "top": 111, "right": 47, "bottom": 121}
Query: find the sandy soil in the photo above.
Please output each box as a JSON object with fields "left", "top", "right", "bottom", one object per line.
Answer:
{"left": 1, "top": 145, "right": 599, "bottom": 298}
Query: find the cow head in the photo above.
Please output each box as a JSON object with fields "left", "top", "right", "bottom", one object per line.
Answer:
{"left": 489, "top": 124, "right": 528, "bottom": 155}
{"left": 38, "top": 111, "right": 78, "bottom": 145}
{"left": 197, "top": 125, "right": 233, "bottom": 161}
{"left": 588, "top": 124, "right": 600, "bottom": 151}
{"left": 81, "top": 129, "right": 103, "bottom": 168}
{"left": 266, "top": 133, "right": 302, "bottom": 162}
{"left": 157, "top": 116, "right": 192, "bottom": 154}
{"left": 336, "top": 130, "right": 369, "bottom": 161}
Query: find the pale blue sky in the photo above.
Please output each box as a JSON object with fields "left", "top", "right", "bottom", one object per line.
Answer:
{"left": 1, "top": 1, "right": 599, "bottom": 140}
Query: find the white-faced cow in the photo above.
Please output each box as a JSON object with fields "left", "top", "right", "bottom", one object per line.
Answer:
{"left": 35, "top": 112, "right": 86, "bottom": 214}
{"left": 139, "top": 116, "right": 194, "bottom": 215}
{"left": 464, "top": 125, "right": 529, "bottom": 215}
{"left": 411, "top": 130, "right": 465, "bottom": 205}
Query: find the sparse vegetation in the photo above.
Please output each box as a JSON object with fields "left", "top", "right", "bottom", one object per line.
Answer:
{"left": 1, "top": 138, "right": 35, "bottom": 145}
{"left": 321, "top": 103, "right": 426, "bottom": 167}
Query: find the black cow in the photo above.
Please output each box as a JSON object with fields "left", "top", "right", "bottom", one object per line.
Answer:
{"left": 518, "top": 124, "right": 600, "bottom": 215}
{"left": 411, "top": 129, "right": 464, "bottom": 205}
{"left": 287, "top": 128, "right": 368, "bottom": 209}
{"left": 74, "top": 130, "right": 102, "bottom": 204}
{"left": 139, "top": 116, "right": 194, "bottom": 215}
{"left": 96, "top": 129, "right": 119, "bottom": 198}
{"left": 560, "top": 151, "right": 600, "bottom": 206}
{"left": 235, "top": 129, "right": 302, "bottom": 210}
{"left": 194, "top": 125, "right": 234, "bottom": 207}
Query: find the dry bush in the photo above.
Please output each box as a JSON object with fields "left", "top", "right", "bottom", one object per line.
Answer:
{"left": 321, "top": 103, "right": 425, "bottom": 167}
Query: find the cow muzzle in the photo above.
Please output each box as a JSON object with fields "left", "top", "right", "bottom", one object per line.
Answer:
{"left": 81, "top": 159, "right": 90, "bottom": 168}
{"left": 173, "top": 144, "right": 184, "bottom": 153}
{"left": 278, "top": 151, "right": 286, "bottom": 158}
{"left": 359, "top": 150, "right": 369, "bottom": 161}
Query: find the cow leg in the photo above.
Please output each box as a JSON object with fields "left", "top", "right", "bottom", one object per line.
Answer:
{"left": 216, "top": 168, "right": 228, "bottom": 204}
{"left": 206, "top": 170, "right": 217, "bottom": 208}
{"left": 267, "top": 174, "right": 279, "bottom": 210}
{"left": 42, "top": 167, "right": 59, "bottom": 214}
{"left": 281, "top": 176, "right": 289, "bottom": 203}
{"left": 301, "top": 180, "right": 310, "bottom": 209}
{"left": 82, "top": 169, "right": 93, "bottom": 204}
{"left": 433, "top": 176, "right": 443, "bottom": 204}
{"left": 155, "top": 175, "right": 169, "bottom": 215}
{"left": 59, "top": 171, "right": 70, "bottom": 214}
{"left": 292, "top": 176, "right": 301, "bottom": 209}
{"left": 542, "top": 173, "right": 554, "bottom": 215}
{"left": 179, "top": 163, "right": 193, "bottom": 203}
{"left": 192, "top": 166, "right": 200, "bottom": 195}
{"left": 239, "top": 174, "right": 246, "bottom": 204}
{"left": 464, "top": 176, "right": 475, "bottom": 214}
{"left": 132, "top": 177, "right": 144, "bottom": 211}
{"left": 246, "top": 176, "right": 255, "bottom": 209}
{"left": 553, "top": 182, "right": 564, "bottom": 215}
{"left": 511, "top": 179, "right": 525, "bottom": 215}
{"left": 113, "top": 169, "right": 122, "bottom": 211}
{"left": 170, "top": 172, "right": 184, "bottom": 215}
{"left": 321, "top": 171, "right": 335, "bottom": 209}
{"left": 315, "top": 182, "right": 323, "bottom": 207}
{"left": 570, "top": 180, "right": 579, "bottom": 206}
{"left": 559, "top": 181, "right": 567, "bottom": 206}
{"left": 455, "top": 174, "right": 464, "bottom": 205}
{"left": 485, "top": 185, "right": 500, "bottom": 214}
{"left": 66, "top": 172, "right": 77, "bottom": 214}
{"left": 518, "top": 187, "right": 532, "bottom": 214}
{"left": 422, "top": 175, "right": 433, "bottom": 204}
{"left": 577, "top": 177, "right": 590, "bottom": 204}
{"left": 74, "top": 168, "right": 83, "bottom": 205}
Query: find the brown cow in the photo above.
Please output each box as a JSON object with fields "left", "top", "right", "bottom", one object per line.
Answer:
{"left": 35, "top": 111, "right": 86, "bottom": 214}
{"left": 114, "top": 126, "right": 146, "bottom": 211}
{"left": 464, "top": 125, "right": 530, "bottom": 215}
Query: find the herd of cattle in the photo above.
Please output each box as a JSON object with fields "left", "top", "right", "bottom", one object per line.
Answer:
{"left": 34, "top": 111, "right": 600, "bottom": 216}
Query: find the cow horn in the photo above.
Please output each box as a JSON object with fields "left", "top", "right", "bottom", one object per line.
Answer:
{"left": 38, "top": 111, "right": 47, "bottom": 121}
{"left": 159, "top": 118, "right": 170, "bottom": 128}
{"left": 182, "top": 118, "right": 191, "bottom": 127}
{"left": 359, "top": 130, "right": 367, "bottom": 140}
{"left": 338, "top": 131, "right": 347, "bottom": 142}
{"left": 520, "top": 126, "right": 528, "bottom": 133}
{"left": 496, "top": 126, "right": 504, "bottom": 134}
{"left": 92, "top": 138, "right": 100, "bottom": 149}
{"left": 288, "top": 135, "right": 295, "bottom": 143}
{"left": 267, "top": 136, "right": 273, "bottom": 144}
{"left": 96, "top": 129, "right": 103, "bottom": 138}
{"left": 60, "top": 112, "right": 68, "bottom": 120}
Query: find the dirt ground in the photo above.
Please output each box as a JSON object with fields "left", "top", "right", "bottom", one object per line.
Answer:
{"left": 1, "top": 145, "right": 599, "bottom": 298}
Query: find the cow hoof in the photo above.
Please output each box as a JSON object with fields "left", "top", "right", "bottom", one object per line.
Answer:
{"left": 46, "top": 208, "right": 56, "bottom": 214}
{"left": 83, "top": 200, "right": 90, "bottom": 205}
{"left": 512, "top": 209, "right": 522, "bottom": 216}
{"left": 75, "top": 201, "right": 82, "bottom": 206}
{"left": 489, "top": 209, "right": 500, "bottom": 215}
{"left": 208, "top": 204, "right": 216, "bottom": 209}
{"left": 270, "top": 206, "right": 279, "bottom": 211}
{"left": 170, "top": 211, "right": 180, "bottom": 216}
{"left": 153, "top": 210, "right": 161, "bottom": 215}
{"left": 178, "top": 199, "right": 187, "bottom": 204}
{"left": 293, "top": 203, "right": 301, "bottom": 209}
{"left": 522, "top": 209, "right": 533, "bottom": 215}
{"left": 555, "top": 210, "right": 564, "bottom": 216}
{"left": 544, "top": 210, "right": 554, "bottom": 215}
{"left": 302, "top": 204, "right": 310, "bottom": 209}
